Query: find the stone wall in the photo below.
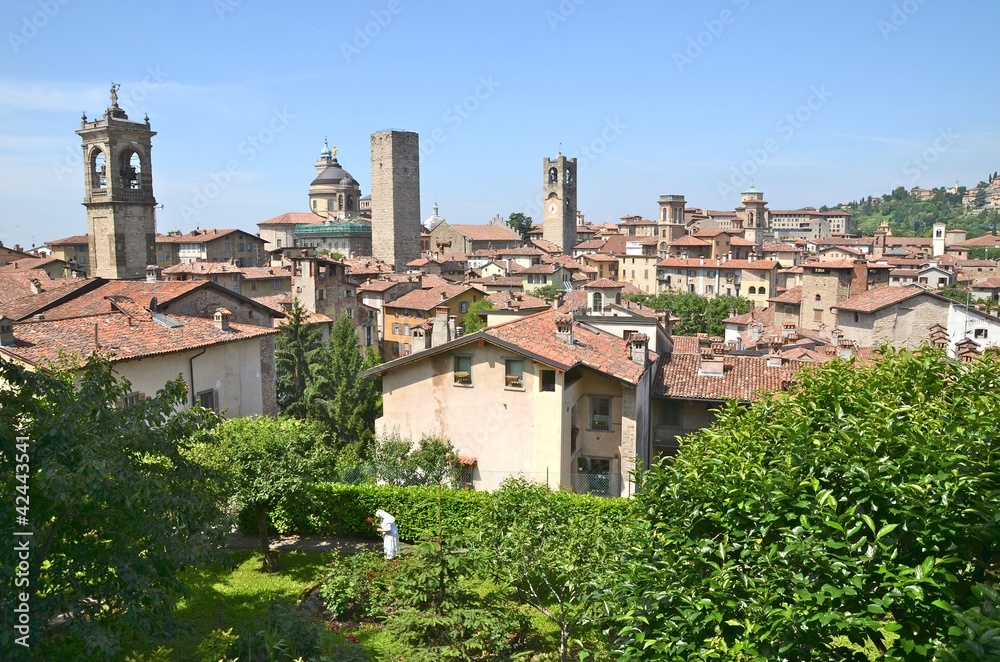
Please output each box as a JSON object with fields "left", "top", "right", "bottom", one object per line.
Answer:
{"left": 371, "top": 130, "right": 421, "bottom": 271}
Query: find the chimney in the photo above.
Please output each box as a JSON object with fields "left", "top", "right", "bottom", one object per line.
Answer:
{"left": 146, "top": 265, "right": 161, "bottom": 284}
{"left": 698, "top": 349, "right": 725, "bottom": 376}
{"left": 0, "top": 316, "right": 14, "bottom": 346}
{"left": 628, "top": 332, "right": 649, "bottom": 367}
{"left": 837, "top": 338, "right": 855, "bottom": 361}
{"left": 213, "top": 307, "right": 232, "bottom": 331}
{"left": 766, "top": 343, "right": 784, "bottom": 368}
{"left": 555, "top": 313, "right": 574, "bottom": 344}
{"left": 29, "top": 278, "right": 42, "bottom": 295}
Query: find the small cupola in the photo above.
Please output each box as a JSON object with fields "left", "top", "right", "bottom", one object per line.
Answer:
{"left": 627, "top": 332, "right": 649, "bottom": 367}
{"left": 555, "top": 313, "right": 574, "bottom": 345}
{"left": 146, "top": 264, "right": 161, "bottom": 284}
{"left": 213, "top": 307, "right": 232, "bottom": 331}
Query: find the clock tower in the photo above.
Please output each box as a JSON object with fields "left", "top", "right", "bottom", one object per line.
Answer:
{"left": 542, "top": 154, "right": 577, "bottom": 253}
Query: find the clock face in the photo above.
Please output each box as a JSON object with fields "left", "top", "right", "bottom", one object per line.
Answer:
{"left": 548, "top": 202, "right": 558, "bottom": 215}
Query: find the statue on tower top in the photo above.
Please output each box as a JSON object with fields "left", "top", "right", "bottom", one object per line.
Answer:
{"left": 110, "top": 82, "right": 120, "bottom": 108}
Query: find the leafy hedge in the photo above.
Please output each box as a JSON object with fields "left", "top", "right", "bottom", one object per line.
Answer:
{"left": 240, "top": 482, "right": 633, "bottom": 543}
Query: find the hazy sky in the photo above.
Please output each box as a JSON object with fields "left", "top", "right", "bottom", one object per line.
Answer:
{"left": 1, "top": 0, "right": 998, "bottom": 249}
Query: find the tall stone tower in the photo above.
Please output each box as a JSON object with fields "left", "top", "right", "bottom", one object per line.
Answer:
{"left": 738, "top": 185, "right": 767, "bottom": 256}
{"left": 370, "top": 130, "right": 420, "bottom": 271}
{"left": 78, "top": 84, "right": 157, "bottom": 280}
{"left": 657, "top": 195, "right": 687, "bottom": 243}
{"left": 542, "top": 154, "right": 577, "bottom": 253}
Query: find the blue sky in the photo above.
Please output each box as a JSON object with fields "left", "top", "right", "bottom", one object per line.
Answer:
{"left": 1, "top": 0, "right": 998, "bottom": 249}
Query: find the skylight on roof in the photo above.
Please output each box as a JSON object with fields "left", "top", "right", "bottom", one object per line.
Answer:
{"left": 151, "top": 313, "right": 183, "bottom": 329}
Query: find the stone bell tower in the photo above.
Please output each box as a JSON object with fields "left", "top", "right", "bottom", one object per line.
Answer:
{"left": 542, "top": 154, "right": 577, "bottom": 253}
{"left": 78, "top": 83, "right": 157, "bottom": 280}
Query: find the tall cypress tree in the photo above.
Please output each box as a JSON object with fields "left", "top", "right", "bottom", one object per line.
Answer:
{"left": 275, "top": 298, "right": 322, "bottom": 418}
{"left": 305, "top": 314, "right": 382, "bottom": 454}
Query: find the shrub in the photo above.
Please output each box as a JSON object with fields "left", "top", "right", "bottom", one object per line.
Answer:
{"left": 319, "top": 550, "right": 401, "bottom": 621}
{"left": 234, "top": 601, "right": 322, "bottom": 661}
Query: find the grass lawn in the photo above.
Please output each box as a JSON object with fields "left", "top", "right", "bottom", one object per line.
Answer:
{"left": 37, "top": 549, "right": 334, "bottom": 661}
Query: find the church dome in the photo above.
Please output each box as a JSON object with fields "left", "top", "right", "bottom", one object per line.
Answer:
{"left": 423, "top": 202, "right": 446, "bottom": 230}
{"left": 310, "top": 159, "right": 356, "bottom": 187}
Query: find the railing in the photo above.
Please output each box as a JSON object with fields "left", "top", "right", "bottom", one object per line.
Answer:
{"left": 295, "top": 222, "right": 371, "bottom": 234}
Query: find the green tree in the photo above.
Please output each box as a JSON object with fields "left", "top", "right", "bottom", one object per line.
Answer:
{"left": 604, "top": 348, "right": 1000, "bottom": 660}
{"left": 461, "top": 298, "right": 494, "bottom": 333}
{"left": 372, "top": 431, "right": 462, "bottom": 486}
{"left": 0, "top": 357, "right": 222, "bottom": 655}
{"left": 533, "top": 283, "right": 562, "bottom": 300}
{"left": 275, "top": 297, "right": 322, "bottom": 418}
{"left": 507, "top": 211, "right": 534, "bottom": 242}
{"left": 305, "top": 314, "right": 382, "bottom": 454}
{"left": 202, "top": 416, "right": 332, "bottom": 572}
{"left": 476, "top": 479, "right": 628, "bottom": 661}
{"left": 626, "top": 292, "right": 749, "bottom": 336}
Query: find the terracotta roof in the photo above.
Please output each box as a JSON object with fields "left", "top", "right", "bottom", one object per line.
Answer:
{"left": 46, "top": 234, "right": 89, "bottom": 246}
{"left": 830, "top": 286, "right": 926, "bottom": 313}
{"left": 724, "top": 306, "right": 776, "bottom": 326}
{"left": 530, "top": 239, "right": 561, "bottom": 254}
{"left": 0, "top": 256, "right": 68, "bottom": 272}
{"left": 764, "top": 242, "right": 801, "bottom": 252}
{"left": 729, "top": 237, "right": 756, "bottom": 247}
{"left": 521, "top": 264, "right": 561, "bottom": 275}
{"left": 890, "top": 269, "right": 920, "bottom": 277}
{"left": 581, "top": 253, "right": 618, "bottom": 263}
{"left": 257, "top": 212, "right": 325, "bottom": 226}
{"left": 654, "top": 258, "right": 779, "bottom": 270}
{"left": 3, "top": 309, "right": 277, "bottom": 368}
{"left": 486, "top": 290, "right": 549, "bottom": 311}
{"left": 769, "top": 285, "right": 803, "bottom": 304}
{"left": 0, "top": 277, "right": 100, "bottom": 321}
{"left": 469, "top": 276, "right": 523, "bottom": 287}
{"left": 693, "top": 228, "right": 732, "bottom": 238}
{"left": 584, "top": 278, "right": 625, "bottom": 289}
{"left": 384, "top": 284, "right": 485, "bottom": 312}
{"left": 655, "top": 353, "right": 804, "bottom": 402}
{"left": 342, "top": 257, "right": 394, "bottom": 276}
{"left": 162, "top": 261, "right": 244, "bottom": 275}
{"left": 671, "top": 235, "right": 711, "bottom": 247}
{"left": 156, "top": 228, "right": 259, "bottom": 243}
{"left": 484, "top": 310, "right": 653, "bottom": 384}
{"left": 971, "top": 278, "right": 1000, "bottom": 289}
{"left": 573, "top": 239, "right": 607, "bottom": 251}
{"left": 240, "top": 266, "right": 291, "bottom": 280}
{"left": 449, "top": 224, "right": 522, "bottom": 242}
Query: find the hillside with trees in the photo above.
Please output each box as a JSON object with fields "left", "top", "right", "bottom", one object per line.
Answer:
{"left": 834, "top": 177, "right": 999, "bottom": 238}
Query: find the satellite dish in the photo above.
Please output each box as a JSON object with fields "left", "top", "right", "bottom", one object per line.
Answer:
{"left": 148, "top": 296, "right": 157, "bottom": 312}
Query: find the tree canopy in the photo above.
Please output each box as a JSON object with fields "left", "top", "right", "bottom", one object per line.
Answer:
{"left": 507, "top": 212, "right": 534, "bottom": 242}
{"left": 604, "top": 348, "right": 1000, "bottom": 660}
{"left": 626, "top": 292, "right": 749, "bottom": 336}
{"left": 0, "top": 357, "right": 222, "bottom": 655}
{"left": 461, "top": 298, "right": 494, "bottom": 333}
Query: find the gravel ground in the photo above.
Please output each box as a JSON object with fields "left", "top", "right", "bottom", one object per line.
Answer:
{"left": 224, "top": 531, "right": 403, "bottom": 555}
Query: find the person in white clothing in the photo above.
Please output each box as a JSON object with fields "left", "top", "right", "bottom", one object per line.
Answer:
{"left": 374, "top": 509, "right": 399, "bottom": 559}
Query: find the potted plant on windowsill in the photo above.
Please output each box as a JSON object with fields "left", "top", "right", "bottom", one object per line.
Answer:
{"left": 454, "top": 371, "right": 471, "bottom": 385}
{"left": 505, "top": 375, "right": 523, "bottom": 388}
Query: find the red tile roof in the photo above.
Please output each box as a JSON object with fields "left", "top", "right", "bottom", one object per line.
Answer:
{"left": 240, "top": 266, "right": 291, "bottom": 280}
{"left": 162, "top": 261, "right": 244, "bottom": 275}
{"left": 450, "top": 224, "right": 522, "bottom": 242}
{"left": 671, "top": 235, "right": 711, "bottom": 247}
{"left": 46, "top": 234, "right": 89, "bottom": 246}
{"left": 484, "top": 310, "right": 653, "bottom": 384}
{"left": 769, "top": 285, "right": 803, "bottom": 304}
{"left": 257, "top": 212, "right": 326, "bottom": 226}
{"left": 385, "top": 284, "right": 486, "bottom": 312}
{"left": 655, "top": 353, "right": 804, "bottom": 402}
{"left": 584, "top": 278, "right": 625, "bottom": 289}
{"left": 530, "top": 239, "right": 561, "bottom": 254}
{"left": 830, "top": 286, "right": 926, "bottom": 313}
{"left": 0, "top": 256, "right": 67, "bottom": 272}
{"left": 3, "top": 309, "right": 277, "bottom": 368}
{"left": 156, "top": 228, "right": 259, "bottom": 243}
{"left": 486, "top": 290, "right": 549, "bottom": 311}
